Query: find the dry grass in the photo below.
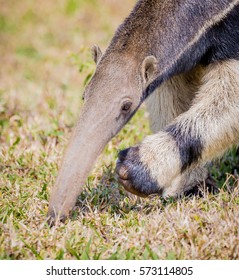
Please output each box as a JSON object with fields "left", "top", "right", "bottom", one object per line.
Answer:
{"left": 0, "top": 0, "right": 239, "bottom": 260}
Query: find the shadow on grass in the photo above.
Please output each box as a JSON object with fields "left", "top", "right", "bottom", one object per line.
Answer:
{"left": 71, "top": 164, "right": 166, "bottom": 220}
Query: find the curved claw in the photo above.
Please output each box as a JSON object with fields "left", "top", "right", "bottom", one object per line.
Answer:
{"left": 118, "top": 178, "right": 148, "bottom": 197}
{"left": 115, "top": 161, "right": 129, "bottom": 180}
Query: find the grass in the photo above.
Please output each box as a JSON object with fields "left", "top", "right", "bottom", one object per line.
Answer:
{"left": 0, "top": 0, "right": 239, "bottom": 260}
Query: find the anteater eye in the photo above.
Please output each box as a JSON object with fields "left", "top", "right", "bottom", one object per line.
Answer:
{"left": 121, "top": 101, "right": 132, "bottom": 113}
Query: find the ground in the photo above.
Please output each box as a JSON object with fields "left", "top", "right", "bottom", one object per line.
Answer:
{"left": 0, "top": 0, "right": 239, "bottom": 260}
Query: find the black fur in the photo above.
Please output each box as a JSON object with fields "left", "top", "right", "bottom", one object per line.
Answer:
{"left": 165, "top": 124, "right": 204, "bottom": 172}
{"left": 116, "top": 147, "right": 162, "bottom": 196}
{"left": 201, "top": 4, "right": 239, "bottom": 65}
{"left": 144, "top": 4, "right": 239, "bottom": 99}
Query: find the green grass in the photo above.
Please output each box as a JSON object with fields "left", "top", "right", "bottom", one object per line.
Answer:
{"left": 0, "top": 0, "right": 239, "bottom": 260}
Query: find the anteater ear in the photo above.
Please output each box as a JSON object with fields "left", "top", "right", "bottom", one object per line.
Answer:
{"left": 91, "top": 45, "right": 102, "bottom": 64}
{"left": 141, "top": 56, "right": 157, "bottom": 84}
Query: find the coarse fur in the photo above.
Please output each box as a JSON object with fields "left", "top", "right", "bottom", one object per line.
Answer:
{"left": 116, "top": 0, "right": 239, "bottom": 198}
{"left": 144, "top": 66, "right": 210, "bottom": 195}
{"left": 109, "top": 0, "right": 239, "bottom": 99}
{"left": 48, "top": 0, "right": 239, "bottom": 224}
{"left": 123, "top": 60, "right": 239, "bottom": 198}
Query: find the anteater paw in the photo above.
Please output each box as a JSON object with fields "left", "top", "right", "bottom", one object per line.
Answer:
{"left": 115, "top": 146, "right": 161, "bottom": 197}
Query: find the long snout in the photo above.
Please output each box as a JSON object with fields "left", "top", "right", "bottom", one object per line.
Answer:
{"left": 47, "top": 103, "right": 116, "bottom": 224}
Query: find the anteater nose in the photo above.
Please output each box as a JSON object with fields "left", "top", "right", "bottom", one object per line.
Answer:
{"left": 118, "top": 148, "right": 130, "bottom": 162}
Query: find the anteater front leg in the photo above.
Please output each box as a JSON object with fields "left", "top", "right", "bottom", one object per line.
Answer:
{"left": 145, "top": 66, "right": 215, "bottom": 196}
{"left": 116, "top": 59, "right": 239, "bottom": 197}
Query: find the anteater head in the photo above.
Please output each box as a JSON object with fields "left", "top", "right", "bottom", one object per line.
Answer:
{"left": 47, "top": 45, "right": 158, "bottom": 225}
{"left": 84, "top": 46, "right": 158, "bottom": 127}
